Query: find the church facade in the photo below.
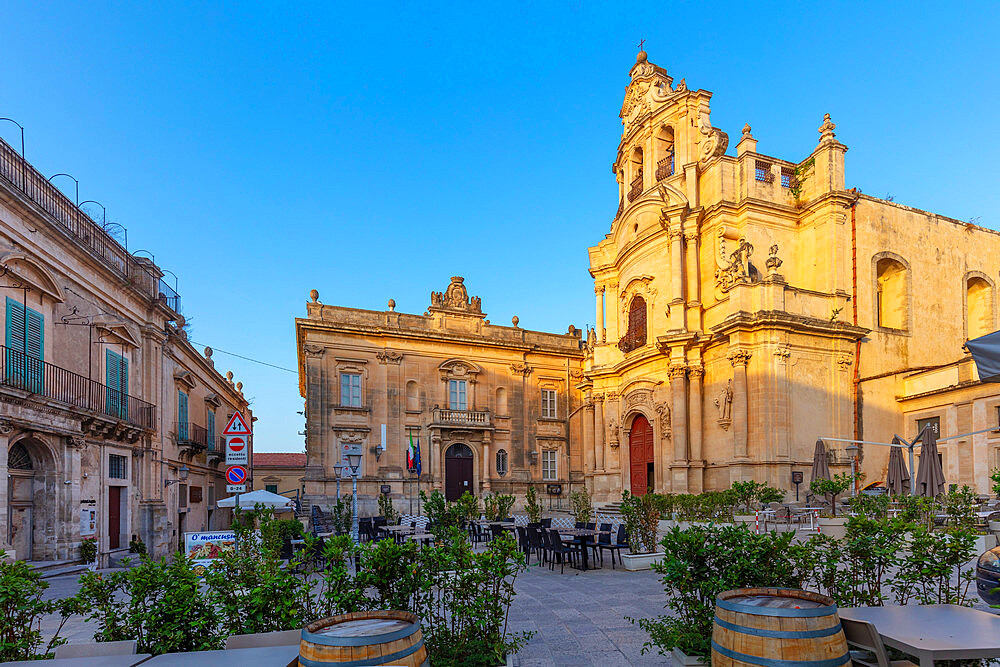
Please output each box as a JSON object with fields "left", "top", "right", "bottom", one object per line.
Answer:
{"left": 295, "top": 279, "right": 586, "bottom": 512}
{"left": 580, "top": 51, "right": 1000, "bottom": 501}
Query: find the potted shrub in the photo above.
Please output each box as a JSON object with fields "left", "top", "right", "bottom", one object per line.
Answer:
{"left": 570, "top": 488, "right": 593, "bottom": 525}
{"left": 80, "top": 537, "right": 98, "bottom": 571}
{"left": 377, "top": 493, "right": 400, "bottom": 526}
{"left": 619, "top": 490, "right": 664, "bottom": 570}
{"left": 810, "top": 473, "right": 857, "bottom": 538}
{"left": 495, "top": 494, "right": 515, "bottom": 522}
{"left": 524, "top": 485, "right": 542, "bottom": 526}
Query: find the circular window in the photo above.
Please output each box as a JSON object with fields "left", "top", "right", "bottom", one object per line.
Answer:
{"left": 495, "top": 449, "right": 508, "bottom": 477}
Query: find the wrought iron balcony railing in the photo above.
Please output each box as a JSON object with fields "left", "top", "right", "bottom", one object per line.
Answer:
{"left": 432, "top": 408, "right": 491, "bottom": 427}
{"left": 655, "top": 154, "right": 674, "bottom": 181}
{"left": 628, "top": 173, "right": 644, "bottom": 202}
{"left": 0, "top": 344, "right": 154, "bottom": 429}
{"left": 176, "top": 421, "right": 210, "bottom": 448}
{"left": 0, "top": 137, "right": 180, "bottom": 313}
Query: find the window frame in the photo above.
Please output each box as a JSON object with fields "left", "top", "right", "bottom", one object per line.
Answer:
{"left": 448, "top": 379, "right": 468, "bottom": 411}
{"left": 541, "top": 388, "right": 557, "bottom": 419}
{"left": 265, "top": 484, "right": 278, "bottom": 495}
{"left": 340, "top": 372, "right": 362, "bottom": 408}
{"left": 541, "top": 450, "right": 557, "bottom": 481}
{"left": 109, "top": 453, "right": 127, "bottom": 479}
{"left": 495, "top": 449, "right": 508, "bottom": 477}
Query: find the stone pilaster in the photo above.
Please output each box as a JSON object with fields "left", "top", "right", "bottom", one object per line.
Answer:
{"left": 688, "top": 366, "right": 705, "bottom": 493}
{"left": 669, "top": 228, "right": 686, "bottom": 330}
{"left": 728, "top": 348, "right": 752, "bottom": 460}
{"left": 583, "top": 401, "right": 596, "bottom": 474}
{"left": 595, "top": 286, "right": 605, "bottom": 343}
{"left": 594, "top": 394, "right": 605, "bottom": 471}
{"left": 684, "top": 231, "right": 701, "bottom": 331}
{"left": 669, "top": 365, "right": 688, "bottom": 493}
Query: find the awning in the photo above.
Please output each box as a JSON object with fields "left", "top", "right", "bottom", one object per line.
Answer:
{"left": 216, "top": 489, "right": 295, "bottom": 510}
{"left": 966, "top": 330, "right": 1000, "bottom": 383}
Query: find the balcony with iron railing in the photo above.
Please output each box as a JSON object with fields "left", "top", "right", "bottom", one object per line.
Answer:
{"left": 431, "top": 407, "right": 492, "bottom": 429}
{"left": 627, "top": 172, "right": 644, "bottom": 202}
{"left": 0, "top": 137, "right": 181, "bottom": 314}
{"left": 0, "top": 344, "right": 154, "bottom": 429}
{"left": 655, "top": 154, "right": 674, "bottom": 181}
{"left": 176, "top": 422, "right": 210, "bottom": 449}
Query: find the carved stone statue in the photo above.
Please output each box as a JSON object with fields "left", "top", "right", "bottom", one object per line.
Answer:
{"left": 429, "top": 277, "right": 484, "bottom": 316}
{"left": 714, "top": 379, "right": 734, "bottom": 425}
{"left": 586, "top": 326, "right": 597, "bottom": 351}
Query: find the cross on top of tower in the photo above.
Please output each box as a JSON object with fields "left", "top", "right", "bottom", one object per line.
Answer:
{"left": 637, "top": 38, "right": 646, "bottom": 51}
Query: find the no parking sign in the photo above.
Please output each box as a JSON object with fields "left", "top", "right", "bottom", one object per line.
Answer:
{"left": 226, "top": 465, "right": 248, "bottom": 493}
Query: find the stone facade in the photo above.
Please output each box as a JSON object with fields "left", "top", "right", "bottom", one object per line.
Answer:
{"left": 581, "top": 51, "right": 1000, "bottom": 501}
{"left": 295, "top": 278, "right": 586, "bottom": 513}
{"left": 0, "top": 137, "right": 251, "bottom": 563}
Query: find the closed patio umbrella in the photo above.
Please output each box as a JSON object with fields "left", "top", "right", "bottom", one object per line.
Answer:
{"left": 914, "top": 428, "right": 946, "bottom": 498}
{"left": 886, "top": 439, "right": 910, "bottom": 496}
{"left": 966, "top": 329, "right": 1000, "bottom": 383}
{"left": 810, "top": 439, "right": 831, "bottom": 483}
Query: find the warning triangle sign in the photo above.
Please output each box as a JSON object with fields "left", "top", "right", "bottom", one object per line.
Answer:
{"left": 222, "top": 410, "right": 251, "bottom": 435}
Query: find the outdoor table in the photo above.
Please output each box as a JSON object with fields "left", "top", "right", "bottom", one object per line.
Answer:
{"left": 384, "top": 525, "right": 414, "bottom": 532}
{"left": 141, "top": 645, "right": 299, "bottom": 666}
{"left": 407, "top": 532, "right": 435, "bottom": 545}
{"left": 558, "top": 528, "right": 609, "bottom": 571}
{"left": 1, "top": 656, "right": 151, "bottom": 666}
{"left": 839, "top": 604, "right": 1000, "bottom": 667}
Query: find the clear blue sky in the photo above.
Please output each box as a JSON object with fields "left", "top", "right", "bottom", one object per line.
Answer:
{"left": 2, "top": 3, "right": 997, "bottom": 452}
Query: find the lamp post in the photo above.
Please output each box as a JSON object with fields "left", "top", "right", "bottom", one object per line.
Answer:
{"left": 346, "top": 450, "right": 362, "bottom": 542}
{"left": 333, "top": 462, "right": 344, "bottom": 498}
{"left": 164, "top": 464, "right": 190, "bottom": 487}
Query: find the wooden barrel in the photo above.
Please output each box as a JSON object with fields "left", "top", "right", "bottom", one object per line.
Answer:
{"left": 712, "top": 588, "right": 850, "bottom": 667}
{"left": 299, "top": 610, "right": 429, "bottom": 667}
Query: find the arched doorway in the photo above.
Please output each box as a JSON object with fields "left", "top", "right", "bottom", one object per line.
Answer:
{"left": 7, "top": 442, "right": 36, "bottom": 559}
{"left": 444, "top": 443, "right": 474, "bottom": 501}
{"left": 629, "top": 415, "right": 654, "bottom": 495}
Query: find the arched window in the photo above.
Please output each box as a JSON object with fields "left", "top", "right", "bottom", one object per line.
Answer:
{"left": 967, "top": 276, "right": 994, "bottom": 339}
{"left": 405, "top": 380, "right": 419, "bottom": 411}
{"left": 876, "top": 257, "right": 908, "bottom": 330}
{"left": 656, "top": 126, "right": 674, "bottom": 180}
{"left": 628, "top": 148, "right": 644, "bottom": 202}
{"left": 618, "top": 296, "right": 647, "bottom": 353}
{"left": 495, "top": 449, "right": 508, "bottom": 477}
{"left": 495, "top": 386, "right": 508, "bottom": 415}
{"left": 8, "top": 442, "right": 32, "bottom": 470}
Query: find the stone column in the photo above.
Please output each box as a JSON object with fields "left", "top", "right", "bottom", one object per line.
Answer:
{"left": 594, "top": 394, "right": 605, "bottom": 471}
{"left": 0, "top": 421, "right": 12, "bottom": 554}
{"left": 728, "top": 348, "right": 752, "bottom": 459}
{"left": 688, "top": 366, "right": 704, "bottom": 493}
{"left": 595, "top": 286, "right": 605, "bottom": 343}
{"left": 583, "top": 401, "right": 596, "bottom": 474}
{"left": 684, "top": 231, "right": 701, "bottom": 331}
{"left": 481, "top": 435, "right": 491, "bottom": 492}
{"left": 669, "top": 365, "right": 688, "bottom": 463}
{"left": 773, "top": 347, "right": 791, "bottom": 460}
{"left": 433, "top": 433, "right": 444, "bottom": 491}
{"left": 604, "top": 393, "right": 619, "bottom": 471}
{"left": 669, "top": 229, "right": 686, "bottom": 330}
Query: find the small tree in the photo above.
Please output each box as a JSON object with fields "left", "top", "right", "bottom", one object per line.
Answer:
{"left": 619, "top": 490, "right": 661, "bottom": 553}
{"left": 810, "top": 473, "right": 856, "bottom": 517}
{"left": 569, "top": 488, "right": 593, "bottom": 525}
{"left": 378, "top": 493, "right": 399, "bottom": 526}
{"left": 990, "top": 467, "right": 1000, "bottom": 498}
{"left": 524, "top": 485, "right": 543, "bottom": 524}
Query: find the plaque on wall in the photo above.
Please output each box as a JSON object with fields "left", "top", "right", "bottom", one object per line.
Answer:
{"left": 380, "top": 485, "right": 392, "bottom": 495}
{"left": 791, "top": 471, "right": 804, "bottom": 484}
{"left": 546, "top": 484, "right": 562, "bottom": 495}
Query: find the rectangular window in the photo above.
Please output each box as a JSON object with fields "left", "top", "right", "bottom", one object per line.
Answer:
{"left": 755, "top": 160, "right": 774, "bottom": 183}
{"left": 109, "top": 453, "right": 127, "bottom": 479}
{"left": 340, "top": 373, "right": 362, "bottom": 407}
{"left": 206, "top": 409, "right": 216, "bottom": 450}
{"left": 178, "top": 484, "right": 188, "bottom": 508}
{"left": 542, "top": 450, "right": 557, "bottom": 481}
{"left": 5, "top": 297, "right": 44, "bottom": 393}
{"left": 105, "top": 350, "right": 129, "bottom": 419}
{"left": 189, "top": 486, "right": 203, "bottom": 503}
{"left": 265, "top": 484, "right": 278, "bottom": 494}
{"left": 780, "top": 166, "right": 794, "bottom": 188}
{"left": 917, "top": 416, "right": 941, "bottom": 439}
{"left": 448, "top": 379, "right": 467, "bottom": 410}
{"left": 541, "top": 389, "right": 557, "bottom": 418}
{"left": 177, "top": 390, "right": 189, "bottom": 440}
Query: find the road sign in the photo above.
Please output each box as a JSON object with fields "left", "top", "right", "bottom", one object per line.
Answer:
{"left": 226, "top": 484, "right": 247, "bottom": 493}
{"left": 225, "top": 465, "right": 248, "bottom": 485}
{"left": 226, "top": 435, "right": 248, "bottom": 466}
{"left": 223, "top": 411, "right": 251, "bottom": 436}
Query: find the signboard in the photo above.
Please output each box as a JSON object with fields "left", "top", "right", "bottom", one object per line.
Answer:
{"left": 222, "top": 410, "right": 251, "bottom": 436}
{"left": 184, "top": 531, "right": 236, "bottom": 574}
{"left": 546, "top": 484, "right": 563, "bottom": 496}
{"left": 226, "top": 465, "right": 248, "bottom": 493}
{"left": 226, "top": 435, "right": 249, "bottom": 466}
{"left": 80, "top": 508, "right": 97, "bottom": 536}
{"left": 791, "top": 471, "right": 804, "bottom": 484}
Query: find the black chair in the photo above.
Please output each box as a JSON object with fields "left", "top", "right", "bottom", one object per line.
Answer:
{"left": 540, "top": 517, "right": 552, "bottom": 528}
{"left": 598, "top": 524, "right": 627, "bottom": 569}
{"left": 586, "top": 522, "right": 596, "bottom": 530}
{"left": 525, "top": 525, "right": 545, "bottom": 564}
{"left": 544, "top": 529, "right": 578, "bottom": 573}
{"left": 490, "top": 524, "right": 507, "bottom": 542}
{"left": 373, "top": 516, "right": 387, "bottom": 540}
{"left": 574, "top": 521, "right": 586, "bottom": 529}
{"left": 358, "top": 518, "right": 373, "bottom": 542}
{"left": 515, "top": 526, "right": 531, "bottom": 563}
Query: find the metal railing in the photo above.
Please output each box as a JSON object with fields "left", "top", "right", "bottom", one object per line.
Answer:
{"left": 433, "top": 408, "right": 491, "bottom": 426}
{"left": 628, "top": 173, "right": 644, "bottom": 202}
{"left": 656, "top": 154, "right": 674, "bottom": 181}
{"left": 0, "top": 345, "right": 154, "bottom": 429}
{"left": 176, "top": 421, "right": 210, "bottom": 448}
{"left": 0, "top": 137, "right": 180, "bottom": 313}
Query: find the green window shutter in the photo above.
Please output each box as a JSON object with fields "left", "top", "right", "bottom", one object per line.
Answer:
{"left": 207, "top": 410, "right": 216, "bottom": 450}
{"left": 6, "top": 299, "right": 43, "bottom": 392}
{"left": 106, "top": 350, "right": 129, "bottom": 419}
{"left": 6, "top": 297, "right": 25, "bottom": 351}
{"left": 265, "top": 484, "right": 278, "bottom": 494}
{"left": 178, "top": 390, "right": 189, "bottom": 440}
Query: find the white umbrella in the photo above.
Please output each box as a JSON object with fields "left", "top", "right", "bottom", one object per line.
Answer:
{"left": 216, "top": 489, "right": 294, "bottom": 511}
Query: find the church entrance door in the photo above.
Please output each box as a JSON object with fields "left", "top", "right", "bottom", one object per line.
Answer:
{"left": 629, "top": 415, "right": 654, "bottom": 496}
{"left": 444, "top": 443, "right": 474, "bottom": 501}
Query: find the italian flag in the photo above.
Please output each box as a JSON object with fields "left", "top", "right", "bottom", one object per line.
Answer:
{"left": 407, "top": 431, "right": 421, "bottom": 476}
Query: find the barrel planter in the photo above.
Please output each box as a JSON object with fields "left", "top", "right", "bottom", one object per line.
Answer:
{"left": 300, "top": 610, "right": 429, "bottom": 667}
{"left": 712, "top": 588, "right": 850, "bottom": 667}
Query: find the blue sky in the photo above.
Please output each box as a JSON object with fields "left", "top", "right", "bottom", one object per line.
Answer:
{"left": 2, "top": 2, "right": 997, "bottom": 452}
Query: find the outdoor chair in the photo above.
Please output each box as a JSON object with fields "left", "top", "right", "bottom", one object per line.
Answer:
{"left": 490, "top": 524, "right": 507, "bottom": 542}
{"left": 56, "top": 640, "right": 137, "bottom": 658}
{"left": 574, "top": 521, "right": 586, "bottom": 529}
{"left": 598, "top": 524, "right": 629, "bottom": 569}
{"left": 225, "top": 629, "right": 300, "bottom": 650}
{"left": 841, "top": 618, "right": 917, "bottom": 667}
{"left": 544, "top": 528, "right": 578, "bottom": 573}
{"left": 540, "top": 517, "right": 552, "bottom": 528}
{"left": 526, "top": 525, "right": 544, "bottom": 564}
{"left": 586, "top": 522, "right": 596, "bottom": 530}
{"left": 373, "top": 516, "right": 387, "bottom": 539}
{"left": 594, "top": 522, "right": 614, "bottom": 567}
{"left": 515, "top": 525, "right": 530, "bottom": 562}
{"left": 358, "top": 518, "right": 374, "bottom": 542}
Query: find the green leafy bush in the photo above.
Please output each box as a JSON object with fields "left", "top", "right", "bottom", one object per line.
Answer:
{"left": 990, "top": 467, "right": 1000, "bottom": 498}
{"left": 455, "top": 491, "right": 480, "bottom": 523}
{"left": 619, "top": 490, "right": 661, "bottom": 553}
{"left": 128, "top": 536, "right": 147, "bottom": 556}
{"left": 79, "top": 537, "right": 97, "bottom": 563}
{"left": 378, "top": 493, "right": 400, "bottom": 525}
{"left": 809, "top": 472, "right": 857, "bottom": 516}
{"left": 0, "top": 554, "right": 75, "bottom": 661}
{"left": 524, "top": 485, "right": 542, "bottom": 524}
{"left": 570, "top": 487, "right": 593, "bottom": 524}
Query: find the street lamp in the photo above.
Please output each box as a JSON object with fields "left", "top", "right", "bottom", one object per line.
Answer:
{"left": 49, "top": 173, "right": 79, "bottom": 207}
{"left": 333, "top": 461, "right": 345, "bottom": 498}
{"left": 346, "top": 450, "right": 362, "bottom": 542}
{"left": 164, "top": 464, "right": 190, "bottom": 487}
{"left": 845, "top": 444, "right": 860, "bottom": 496}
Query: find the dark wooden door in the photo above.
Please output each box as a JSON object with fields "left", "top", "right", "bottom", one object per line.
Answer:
{"left": 444, "top": 443, "right": 474, "bottom": 501}
{"left": 108, "top": 486, "right": 122, "bottom": 549}
{"left": 629, "top": 415, "right": 654, "bottom": 496}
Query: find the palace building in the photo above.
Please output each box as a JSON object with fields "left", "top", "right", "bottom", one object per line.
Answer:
{"left": 580, "top": 50, "right": 1000, "bottom": 502}
{"left": 295, "top": 279, "right": 586, "bottom": 511}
